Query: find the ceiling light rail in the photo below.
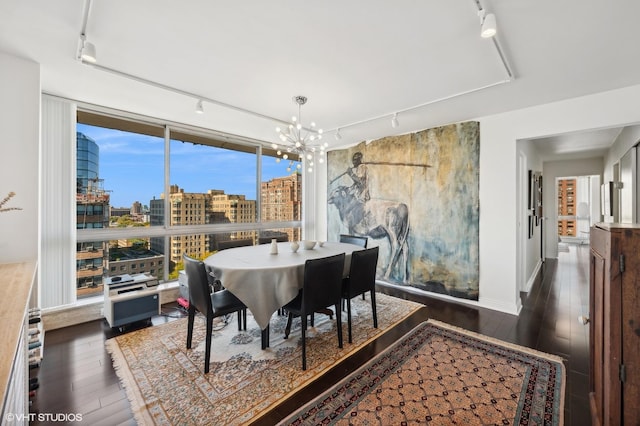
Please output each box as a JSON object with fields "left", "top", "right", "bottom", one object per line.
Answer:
{"left": 82, "top": 61, "right": 295, "bottom": 129}
{"left": 77, "top": 0, "right": 96, "bottom": 63}
{"left": 324, "top": 78, "right": 510, "bottom": 137}
{"left": 473, "top": 0, "right": 513, "bottom": 79}
{"left": 76, "top": 0, "right": 514, "bottom": 145}
{"left": 324, "top": 1, "right": 514, "bottom": 138}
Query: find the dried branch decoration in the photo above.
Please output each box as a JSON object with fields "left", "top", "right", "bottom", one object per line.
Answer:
{"left": 0, "top": 191, "right": 22, "bottom": 213}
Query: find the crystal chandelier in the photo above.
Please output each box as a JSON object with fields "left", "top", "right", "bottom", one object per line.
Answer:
{"left": 272, "top": 95, "right": 326, "bottom": 173}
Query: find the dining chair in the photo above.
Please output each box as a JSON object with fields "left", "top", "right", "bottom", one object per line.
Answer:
{"left": 339, "top": 234, "right": 368, "bottom": 248}
{"left": 342, "top": 246, "right": 379, "bottom": 343}
{"left": 216, "top": 238, "right": 253, "bottom": 251}
{"left": 183, "top": 253, "right": 247, "bottom": 374}
{"left": 258, "top": 234, "right": 289, "bottom": 244}
{"left": 339, "top": 234, "right": 368, "bottom": 301}
{"left": 283, "top": 253, "right": 345, "bottom": 370}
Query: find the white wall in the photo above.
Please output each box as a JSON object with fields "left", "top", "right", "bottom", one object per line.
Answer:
{"left": 0, "top": 52, "right": 40, "bottom": 263}
{"left": 471, "top": 86, "right": 640, "bottom": 314}
{"left": 516, "top": 140, "right": 543, "bottom": 297}
{"left": 319, "top": 84, "right": 640, "bottom": 315}
{"left": 604, "top": 125, "right": 640, "bottom": 182}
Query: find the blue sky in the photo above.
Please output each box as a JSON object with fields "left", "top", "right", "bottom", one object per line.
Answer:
{"left": 77, "top": 123, "right": 297, "bottom": 208}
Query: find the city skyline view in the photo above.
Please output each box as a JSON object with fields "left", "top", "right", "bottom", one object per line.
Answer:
{"left": 77, "top": 123, "right": 300, "bottom": 208}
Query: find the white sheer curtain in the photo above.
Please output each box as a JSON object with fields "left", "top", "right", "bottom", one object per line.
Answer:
{"left": 40, "top": 96, "right": 76, "bottom": 308}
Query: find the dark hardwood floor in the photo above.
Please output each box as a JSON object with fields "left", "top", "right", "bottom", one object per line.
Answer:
{"left": 30, "top": 244, "right": 590, "bottom": 425}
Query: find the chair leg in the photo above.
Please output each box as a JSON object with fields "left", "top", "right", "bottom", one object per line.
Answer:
{"left": 370, "top": 290, "right": 378, "bottom": 329}
{"left": 204, "top": 316, "right": 213, "bottom": 374}
{"left": 301, "top": 313, "right": 307, "bottom": 370}
{"left": 261, "top": 324, "right": 270, "bottom": 349}
{"left": 284, "top": 312, "right": 293, "bottom": 339}
{"left": 346, "top": 297, "right": 353, "bottom": 343}
{"left": 186, "top": 306, "right": 195, "bottom": 349}
{"left": 335, "top": 302, "right": 343, "bottom": 349}
{"left": 237, "top": 309, "right": 247, "bottom": 331}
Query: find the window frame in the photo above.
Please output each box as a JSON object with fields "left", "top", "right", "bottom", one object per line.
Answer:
{"left": 76, "top": 106, "right": 303, "bottom": 286}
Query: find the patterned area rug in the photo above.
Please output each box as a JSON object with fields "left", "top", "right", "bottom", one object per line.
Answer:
{"left": 280, "top": 320, "right": 565, "bottom": 425}
{"left": 105, "top": 293, "right": 423, "bottom": 425}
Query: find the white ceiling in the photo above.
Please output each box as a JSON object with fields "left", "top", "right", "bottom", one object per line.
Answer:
{"left": 1, "top": 0, "right": 640, "bottom": 157}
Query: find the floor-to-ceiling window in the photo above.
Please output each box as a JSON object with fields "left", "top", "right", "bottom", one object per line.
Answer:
{"left": 75, "top": 109, "right": 301, "bottom": 299}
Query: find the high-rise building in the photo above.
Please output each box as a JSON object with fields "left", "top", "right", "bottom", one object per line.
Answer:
{"left": 557, "top": 178, "right": 576, "bottom": 237}
{"left": 131, "top": 201, "right": 142, "bottom": 215}
{"left": 207, "top": 189, "right": 256, "bottom": 248}
{"left": 151, "top": 185, "right": 257, "bottom": 266}
{"left": 261, "top": 172, "right": 302, "bottom": 242}
{"left": 76, "top": 132, "right": 110, "bottom": 297}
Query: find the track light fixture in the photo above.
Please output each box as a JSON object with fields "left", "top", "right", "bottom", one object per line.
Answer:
{"left": 195, "top": 99, "right": 204, "bottom": 114}
{"left": 478, "top": 9, "right": 497, "bottom": 38}
{"left": 391, "top": 113, "right": 399, "bottom": 128}
{"left": 78, "top": 0, "right": 96, "bottom": 63}
{"left": 79, "top": 34, "right": 97, "bottom": 63}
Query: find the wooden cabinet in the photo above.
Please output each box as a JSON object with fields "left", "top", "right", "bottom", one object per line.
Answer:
{"left": 589, "top": 224, "right": 640, "bottom": 425}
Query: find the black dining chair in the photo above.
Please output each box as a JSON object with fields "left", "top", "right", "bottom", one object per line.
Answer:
{"left": 342, "top": 246, "right": 379, "bottom": 343}
{"left": 339, "top": 234, "right": 368, "bottom": 248}
{"left": 258, "top": 234, "right": 289, "bottom": 244}
{"left": 216, "top": 238, "right": 253, "bottom": 251}
{"left": 339, "top": 234, "right": 368, "bottom": 301}
{"left": 283, "top": 253, "right": 345, "bottom": 370}
{"left": 183, "top": 253, "right": 247, "bottom": 374}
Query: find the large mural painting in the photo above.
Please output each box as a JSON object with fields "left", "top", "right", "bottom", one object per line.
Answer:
{"left": 327, "top": 121, "right": 479, "bottom": 300}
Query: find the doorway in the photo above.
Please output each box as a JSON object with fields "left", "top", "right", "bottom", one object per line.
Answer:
{"left": 556, "top": 175, "right": 600, "bottom": 251}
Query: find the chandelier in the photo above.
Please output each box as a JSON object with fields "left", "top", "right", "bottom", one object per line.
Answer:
{"left": 272, "top": 95, "right": 326, "bottom": 173}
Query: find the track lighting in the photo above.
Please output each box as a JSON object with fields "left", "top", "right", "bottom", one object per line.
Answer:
{"left": 478, "top": 9, "right": 497, "bottom": 38}
{"left": 391, "top": 113, "right": 399, "bottom": 128}
{"left": 335, "top": 128, "right": 342, "bottom": 140}
{"left": 79, "top": 34, "right": 97, "bottom": 63}
{"left": 195, "top": 99, "right": 204, "bottom": 114}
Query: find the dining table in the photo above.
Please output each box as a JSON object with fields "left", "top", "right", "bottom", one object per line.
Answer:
{"left": 204, "top": 241, "right": 363, "bottom": 347}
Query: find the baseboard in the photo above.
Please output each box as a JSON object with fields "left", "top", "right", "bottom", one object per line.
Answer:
{"left": 524, "top": 259, "right": 543, "bottom": 293}
{"left": 377, "top": 281, "right": 519, "bottom": 316}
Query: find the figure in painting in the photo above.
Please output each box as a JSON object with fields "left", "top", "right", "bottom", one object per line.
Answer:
{"left": 329, "top": 152, "right": 410, "bottom": 282}
{"left": 345, "top": 152, "right": 370, "bottom": 203}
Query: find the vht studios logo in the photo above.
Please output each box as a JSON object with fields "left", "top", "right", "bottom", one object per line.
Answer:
{"left": 5, "top": 412, "right": 83, "bottom": 422}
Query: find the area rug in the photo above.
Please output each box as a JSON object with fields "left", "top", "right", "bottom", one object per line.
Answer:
{"left": 280, "top": 319, "right": 565, "bottom": 425}
{"left": 105, "top": 292, "right": 423, "bottom": 425}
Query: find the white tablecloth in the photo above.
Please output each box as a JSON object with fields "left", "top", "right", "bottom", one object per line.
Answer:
{"left": 204, "top": 242, "right": 361, "bottom": 330}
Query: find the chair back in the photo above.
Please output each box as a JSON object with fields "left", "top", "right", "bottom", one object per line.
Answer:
{"left": 258, "top": 234, "right": 289, "bottom": 244}
{"left": 339, "top": 234, "right": 368, "bottom": 248}
{"left": 183, "top": 254, "right": 212, "bottom": 316}
{"left": 346, "top": 246, "right": 379, "bottom": 297}
{"left": 302, "top": 253, "right": 345, "bottom": 312}
{"left": 216, "top": 238, "right": 253, "bottom": 251}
